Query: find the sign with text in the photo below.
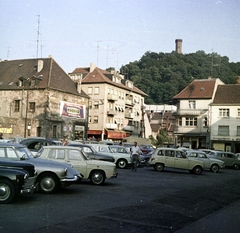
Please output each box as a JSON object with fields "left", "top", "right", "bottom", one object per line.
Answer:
{"left": 60, "top": 101, "right": 86, "bottom": 119}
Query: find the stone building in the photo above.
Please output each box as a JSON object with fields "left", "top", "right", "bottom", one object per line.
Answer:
{"left": 69, "top": 63, "right": 149, "bottom": 141}
{"left": 0, "top": 58, "right": 89, "bottom": 140}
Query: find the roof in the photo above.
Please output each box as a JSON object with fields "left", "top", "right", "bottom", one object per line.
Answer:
{"left": 0, "top": 58, "right": 89, "bottom": 98}
{"left": 173, "top": 79, "right": 217, "bottom": 99}
{"left": 72, "top": 67, "right": 148, "bottom": 97}
{"left": 150, "top": 123, "right": 161, "bottom": 132}
{"left": 212, "top": 85, "right": 240, "bottom": 104}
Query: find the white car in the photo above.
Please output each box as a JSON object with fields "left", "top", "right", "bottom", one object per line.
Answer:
{"left": 36, "top": 146, "right": 118, "bottom": 185}
{"left": 186, "top": 150, "right": 225, "bottom": 173}
{"left": 90, "top": 144, "right": 145, "bottom": 169}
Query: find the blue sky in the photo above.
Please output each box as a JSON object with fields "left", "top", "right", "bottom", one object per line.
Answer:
{"left": 1, "top": 0, "right": 239, "bottom": 73}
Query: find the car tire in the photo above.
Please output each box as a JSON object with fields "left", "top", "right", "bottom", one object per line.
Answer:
{"left": 38, "top": 173, "right": 59, "bottom": 194}
{"left": 117, "top": 159, "right": 127, "bottom": 169}
{"left": 0, "top": 179, "right": 16, "bottom": 204}
{"left": 192, "top": 166, "right": 202, "bottom": 175}
{"left": 210, "top": 164, "right": 219, "bottom": 173}
{"left": 90, "top": 170, "right": 105, "bottom": 185}
{"left": 154, "top": 163, "right": 164, "bottom": 172}
{"left": 233, "top": 164, "right": 240, "bottom": 170}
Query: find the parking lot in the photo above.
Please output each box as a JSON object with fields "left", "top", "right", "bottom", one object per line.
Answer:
{"left": 1, "top": 165, "right": 240, "bottom": 233}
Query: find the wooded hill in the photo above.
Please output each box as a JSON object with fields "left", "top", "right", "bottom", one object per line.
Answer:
{"left": 118, "top": 51, "right": 240, "bottom": 105}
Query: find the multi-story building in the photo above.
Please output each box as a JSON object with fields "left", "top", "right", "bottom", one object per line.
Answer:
{"left": 0, "top": 58, "right": 89, "bottom": 140}
{"left": 210, "top": 82, "right": 240, "bottom": 153}
{"left": 173, "top": 77, "right": 224, "bottom": 149}
{"left": 69, "top": 63, "right": 149, "bottom": 141}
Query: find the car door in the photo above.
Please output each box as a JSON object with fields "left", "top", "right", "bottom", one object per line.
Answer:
{"left": 197, "top": 152, "right": 209, "bottom": 168}
{"left": 164, "top": 150, "right": 175, "bottom": 167}
{"left": 174, "top": 150, "right": 189, "bottom": 169}
{"left": 66, "top": 148, "right": 87, "bottom": 176}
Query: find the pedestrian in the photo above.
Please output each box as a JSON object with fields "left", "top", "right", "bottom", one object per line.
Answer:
{"left": 119, "top": 141, "right": 123, "bottom": 146}
{"left": 0, "top": 133, "right": 3, "bottom": 139}
{"left": 61, "top": 137, "right": 68, "bottom": 146}
{"left": 130, "top": 142, "right": 141, "bottom": 171}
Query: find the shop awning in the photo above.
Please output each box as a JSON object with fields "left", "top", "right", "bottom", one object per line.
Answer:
{"left": 87, "top": 130, "right": 102, "bottom": 135}
{"left": 106, "top": 129, "right": 126, "bottom": 139}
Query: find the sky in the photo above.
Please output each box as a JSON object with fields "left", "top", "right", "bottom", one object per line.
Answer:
{"left": 1, "top": 0, "right": 240, "bottom": 73}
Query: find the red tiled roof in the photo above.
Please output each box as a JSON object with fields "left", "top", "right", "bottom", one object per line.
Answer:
{"left": 213, "top": 85, "right": 240, "bottom": 104}
{"left": 80, "top": 67, "right": 147, "bottom": 96}
{"left": 173, "top": 79, "right": 217, "bottom": 99}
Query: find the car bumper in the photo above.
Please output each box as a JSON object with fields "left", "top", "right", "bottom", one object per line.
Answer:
{"left": 60, "top": 175, "right": 81, "bottom": 182}
{"left": 111, "top": 172, "right": 118, "bottom": 179}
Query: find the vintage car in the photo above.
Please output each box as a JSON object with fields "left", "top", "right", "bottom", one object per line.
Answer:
{"left": 0, "top": 160, "right": 38, "bottom": 203}
{"left": 0, "top": 143, "right": 82, "bottom": 194}
{"left": 186, "top": 150, "right": 225, "bottom": 173}
{"left": 91, "top": 144, "right": 145, "bottom": 169}
{"left": 36, "top": 146, "right": 118, "bottom": 185}
{"left": 68, "top": 143, "right": 115, "bottom": 162}
{"left": 208, "top": 151, "right": 240, "bottom": 170}
{"left": 149, "top": 148, "right": 205, "bottom": 175}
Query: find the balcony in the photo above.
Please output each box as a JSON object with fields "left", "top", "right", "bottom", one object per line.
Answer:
{"left": 107, "top": 94, "right": 118, "bottom": 101}
{"left": 107, "top": 109, "right": 116, "bottom": 116}
{"left": 125, "top": 99, "right": 134, "bottom": 106}
{"left": 123, "top": 125, "right": 134, "bottom": 131}
{"left": 173, "top": 109, "right": 206, "bottom": 116}
{"left": 125, "top": 112, "right": 135, "bottom": 119}
{"left": 105, "top": 123, "right": 117, "bottom": 129}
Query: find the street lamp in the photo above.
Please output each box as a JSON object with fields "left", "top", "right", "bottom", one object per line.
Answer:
{"left": 22, "top": 75, "right": 43, "bottom": 138}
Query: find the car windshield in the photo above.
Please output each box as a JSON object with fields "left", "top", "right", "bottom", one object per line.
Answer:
{"left": 15, "top": 146, "right": 34, "bottom": 159}
{"left": 34, "top": 148, "right": 43, "bottom": 158}
{"left": 81, "top": 149, "right": 90, "bottom": 160}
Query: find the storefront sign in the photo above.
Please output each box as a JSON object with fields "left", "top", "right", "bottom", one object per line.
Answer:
{"left": 60, "top": 101, "right": 86, "bottom": 119}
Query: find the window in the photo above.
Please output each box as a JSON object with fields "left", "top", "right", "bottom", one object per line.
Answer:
{"left": 238, "top": 109, "right": 240, "bottom": 117}
{"left": 88, "top": 87, "right": 93, "bottom": 94}
{"left": 94, "top": 87, "right": 99, "bottom": 94}
{"left": 186, "top": 117, "right": 197, "bottom": 126}
{"left": 219, "top": 109, "right": 229, "bottom": 117}
{"left": 88, "top": 116, "right": 92, "bottom": 123}
{"left": 29, "top": 102, "right": 35, "bottom": 112}
{"left": 178, "top": 118, "right": 182, "bottom": 126}
{"left": 14, "top": 100, "right": 20, "bottom": 112}
{"left": 203, "top": 117, "right": 208, "bottom": 127}
{"left": 89, "top": 101, "right": 92, "bottom": 109}
{"left": 49, "top": 149, "right": 65, "bottom": 159}
{"left": 218, "top": 126, "right": 229, "bottom": 136}
{"left": 237, "top": 126, "right": 240, "bottom": 136}
{"left": 69, "top": 150, "right": 82, "bottom": 160}
{"left": 93, "top": 101, "right": 99, "bottom": 109}
{"left": 93, "top": 116, "right": 98, "bottom": 123}
{"left": 189, "top": 101, "right": 196, "bottom": 109}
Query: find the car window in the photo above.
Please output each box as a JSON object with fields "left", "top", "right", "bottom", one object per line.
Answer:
{"left": 0, "top": 148, "right": 6, "bottom": 158}
{"left": 198, "top": 153, "right": 207, "bottom": 158}
{"left": 49, "top": 149, "right": 65, "bottom": 159}
{"left": 68, "top": 150, "right": 82, "bottom": 160}
{"left": 6, "top": 148, "right": 18, "bottom": 159}
{"left": 99, "top": 147, "right": 109, "bottom": 153}
{"left": 165, "top": 150, "right": 174, "bottom": 157}
{"left": 157, "top": 150, "right": 164, "bottom": 156}
{"left": 188, "top": 152, "right": 197, "bottom": 157}
{"left": 176, "top": 151, "right": 185, "bottom": 158}
{"left": 226, "top": 153, "right": 234, "bottom": 158}
{"left": 82, "top": 147, "right": 92, "bottom": 153}
{"left": 110, "top": 147, "right": 117, "bottom": 153}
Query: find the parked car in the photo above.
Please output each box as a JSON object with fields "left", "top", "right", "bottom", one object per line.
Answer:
{"left": 90, "top": 144, "right": 145, "bottom": 169}
{"left": 20, "top": 137, "right": 58, "bottom": 155}
{"left": 142, "top": 150, "right": 154, "bottom": 166}
{"left": 185, "top": 150, "right": 225, "bottom": 173}
{"left": 149, "top": 148, "right": 205, "bottom": 175}
{"left": 139, "top": 144, "right": 155, "bottom": 154}
{"left": 68, "top": 143, "right": 115, "bottom": 162}
{"left": 208, "top": 151, "right": 240, "bottom": 170}
{"left": 36, "top": 146, "right": 118, "bottom": 185}
{"left": 0, "top": 143, "right": 82, "bottom": 193}
{"left": 0, "top": 160, "right": 38, "bottom": 204}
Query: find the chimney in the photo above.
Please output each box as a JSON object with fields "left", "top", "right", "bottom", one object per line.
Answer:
{"left": 175, "top": 39, "right": 183, "bottom": 54}
{"left": 90, "top": 62, "right": 96, "bottom": 72}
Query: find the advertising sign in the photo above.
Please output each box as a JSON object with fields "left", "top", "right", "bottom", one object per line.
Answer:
{"left": 60, "top": 101, "right": 86, "bottom": 119}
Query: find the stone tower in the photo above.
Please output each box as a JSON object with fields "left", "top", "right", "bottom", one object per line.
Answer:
{"left": 175, "top": 39, "right": 183, "bottom": 54}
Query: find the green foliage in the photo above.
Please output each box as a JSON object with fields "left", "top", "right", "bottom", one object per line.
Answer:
{"left": 121, "top": 51, "right": 240, "bottom": 104}
{"left": 155, "top": 129, "right": 173, "bottom": 147}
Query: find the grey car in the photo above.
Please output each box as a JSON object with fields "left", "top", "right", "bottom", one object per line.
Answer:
{"left": 0, "top": 143, "right": 82, "bottom": 194}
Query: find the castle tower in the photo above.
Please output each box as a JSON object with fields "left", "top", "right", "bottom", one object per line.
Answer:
{"left": 175, "top": 39, "right": 183, "bottom": 54}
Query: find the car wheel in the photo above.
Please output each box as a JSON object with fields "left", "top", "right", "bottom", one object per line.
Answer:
{"left": 38, "top": 173, "right": 59, "bottom": 194}
{"left": 117, "top": 159, "right": 127, "bottom": 169}
{"left": 0, "top": 179, "right": 16, "bottom": 204}
{"left": 210, "top": 164, "right": 219, "bottom": 173}
{"left": 192, "top": 166, "right": 202, "bottom": 175}
{"left": 145, "top": 160, "right": 151, "bottom": 167}
{"left": 154, "top": 163, "right": 164, "bottom": 172}
{"left": 90, "top": 170, "right": 105, "bottom": 185}
{"left": 233, "top": 164, "right": 240, "bottom": 170}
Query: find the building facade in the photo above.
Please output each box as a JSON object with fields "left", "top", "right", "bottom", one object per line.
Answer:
{"left": 0, "top": 58, "right": 89, "bottom": 140}
{"left": 69, "top": 63, "right": 149, "bottom": 141}
{"left": 173, "top": 78, "right": 224, "bottom": 149}
{"left": 210, "top": 83, "right": 240, "bottom": 153}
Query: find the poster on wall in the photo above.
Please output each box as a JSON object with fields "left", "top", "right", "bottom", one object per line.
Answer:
{"left": 60, "top": 101, "right": 86, "bottom": 119}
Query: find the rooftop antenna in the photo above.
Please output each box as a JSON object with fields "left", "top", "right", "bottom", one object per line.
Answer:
{"left": 96, "top": 40, "right": 102, "bottom": 66}
{"left": 36, "top": 15, "right": 40, "bottom": 58}
{"left": 7, "top": 46, "right": 11, "bottom": 60}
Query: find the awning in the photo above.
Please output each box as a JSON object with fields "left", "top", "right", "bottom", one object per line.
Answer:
{"left": 106, "top": 129, "right": 126, "bottom": 139}
{"left": 87, "top": 130, "right": 102, "bottom": 135}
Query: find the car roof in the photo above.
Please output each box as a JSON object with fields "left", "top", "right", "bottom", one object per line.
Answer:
{"left": 0, "top": 142, "right": 26, "bottom": 148}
